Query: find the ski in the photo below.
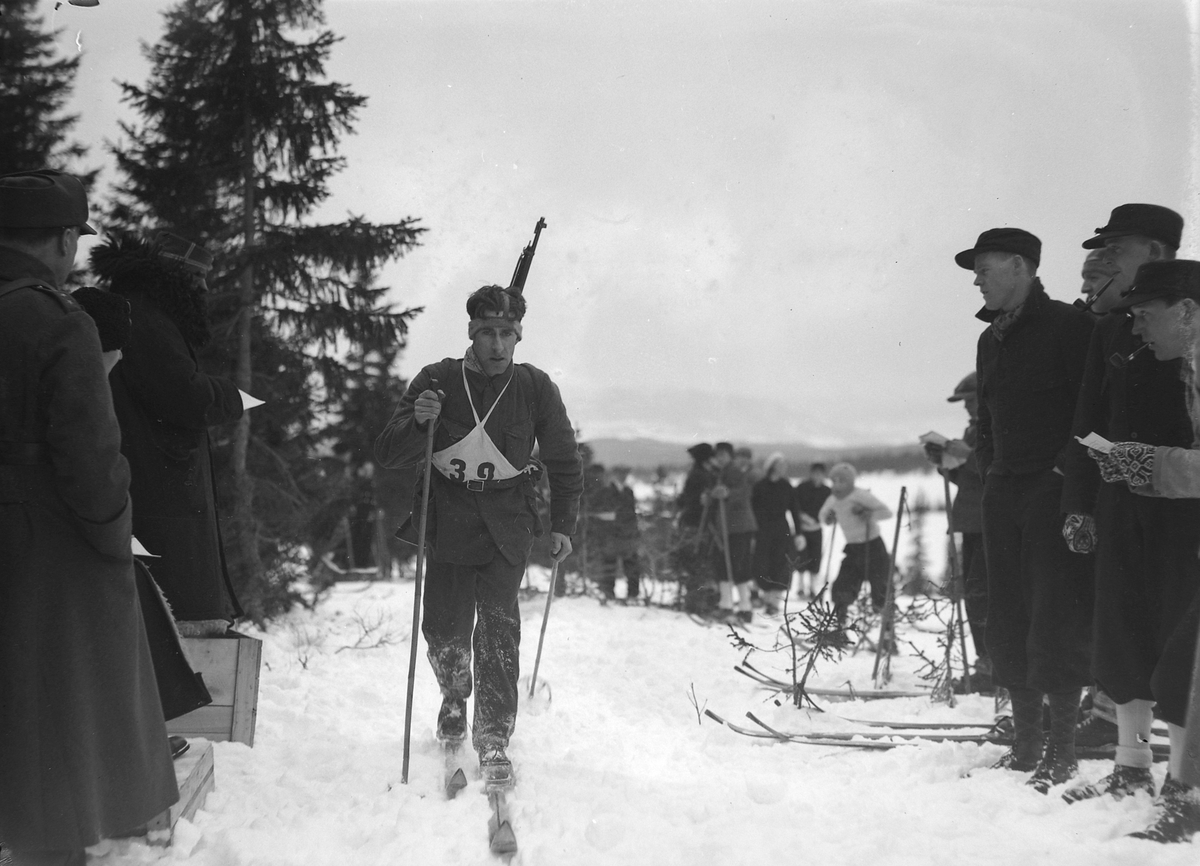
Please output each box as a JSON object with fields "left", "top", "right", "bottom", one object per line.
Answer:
{"left": 486, "top": 782, "right": 517, "bottom": 858}
{"left": 834, "top": 716, "right": 1000, "bottom": 731}
{"left": 704, "top": 709, "right": 900, "bottom": 749}
{"left": 745, "top": 711, "right": 1006, "bottom": 744}
{"left": 735, "top": 663, "right": 931, "bottom": 700}
{"left": 442, "top": 740, "right": 468, "bottom": 800}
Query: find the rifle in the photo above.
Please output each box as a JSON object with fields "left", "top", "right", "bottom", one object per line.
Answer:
{"left": 509, "top": 217, "right": 547, "bottom": 295}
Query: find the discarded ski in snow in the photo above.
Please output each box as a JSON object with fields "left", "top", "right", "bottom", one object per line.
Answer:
{"left": 704, "top": 709, "right": 901, "bottom": 749}
{"left": 735, "top": 663, "right": 931, "bottom": 700}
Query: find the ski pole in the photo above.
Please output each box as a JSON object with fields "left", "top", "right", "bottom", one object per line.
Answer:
{"left": 942, "top": 473, "right": 971, "bottom": 695}
{"left": 401, "top": 386, "right": 438, "bottom": 785}
{"left": 718, "top": 497, "right": 736, "bottom": 602}
{"left": 528, "top": 558, "right": 560, "bottom": 698}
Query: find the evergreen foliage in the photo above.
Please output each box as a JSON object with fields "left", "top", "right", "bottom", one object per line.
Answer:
{"left": 107, "top": 0, "right": 425, "bottom": 621}
{"left": 0, "top": 0, "right": 89, "bottom": 175}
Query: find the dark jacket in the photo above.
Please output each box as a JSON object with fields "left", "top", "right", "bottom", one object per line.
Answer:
{"left": 0, "top": 248, "right": 178, "bottom": 850}
{"left": 96, "top": 240, "right": 244, "bottom": 621}
{"left": 975, "top": 281, "right": 1094, "bottom": 477}
{"left": 1061, "top": 312, "right": 1194, "bottom": 515}
{"left": 751, "top": 476, "right": 801, "bottom": 535}
{"left": 677, "top": 462, "right": 714, "bottom": 528}
{"left": 793, "top": 479, "right": 831, "bottom": 521}
{"left": 375, "top": 357, "right": 582, "bottom": 566}
{"left": 715, "top": 463, "right": 758, "bottom": 535}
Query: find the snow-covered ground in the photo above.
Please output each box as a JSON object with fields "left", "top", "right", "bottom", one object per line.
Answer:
{"left": 87, "top": 471, "right": 1198, "bottom": 866}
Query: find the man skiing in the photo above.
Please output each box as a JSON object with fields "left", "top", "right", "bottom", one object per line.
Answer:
{"left": 375, "top": 283, "right": 582, "bottom": 785}
{"left": 958, "top": 227, "right": 1095, "bottom": 792}
{"left": 1059, "top": 206, "right": 1199, "bottom": 804}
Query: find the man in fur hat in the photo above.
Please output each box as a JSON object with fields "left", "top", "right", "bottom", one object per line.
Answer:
{"left": 375, "top": 284, "right": 582, "bottom": 785}
{"left": 91, "top": 232, "right": 245, "bottom": 633}
{"left": 0, "top": 170, "right": 177, "bottom": 866}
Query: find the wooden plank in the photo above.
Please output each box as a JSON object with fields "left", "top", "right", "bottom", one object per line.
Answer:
{"left": 230, "top": 633, "right": 262, "bottom": 746}
{"left": 178, "top": 638, "right": 239, "bottom": 704}
{"left": 135, "top": 740, "right": 215, "bottom": 844}
{"left": 167, "top": 705, "right": 234, "bottom": 741}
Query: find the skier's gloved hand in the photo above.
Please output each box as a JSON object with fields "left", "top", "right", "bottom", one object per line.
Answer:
{"left": 923, "top": 441, "right": 944, "bottom": 466}
{"left": 1105, "top": 441, "right": 1157, "bottom": 488}
{"left": 1062, "top": 513, "right": 1096, "bottom": 555}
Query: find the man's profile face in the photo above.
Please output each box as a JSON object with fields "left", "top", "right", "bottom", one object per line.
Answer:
{"left": 972, "top": 252, "right": 1024, "bottom": 312}
{"left": 471, "top": 308, "right": 519, "bottom": 376}
{"left": 712, "top": 450, "right": 732, "bottom": 469}
{"left": 1129, "top": 298, "right": 1192, "bottom": 361}
{"left": 1080, "top": 259, "right": 1118, "bottom": 308}
{"left": 1100, "top": 235, "right": 1156, "bottom": 308}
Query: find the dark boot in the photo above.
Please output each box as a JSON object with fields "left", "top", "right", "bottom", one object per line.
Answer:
{"left": 479, "top": 745, "right": 514, "bottom": 790}
{"left": 1027, "top": 689, "right": 1080, "bottom": 794}
{"left": 1128, "top": 775, "right": 1200, "bottom": 843}
{"left": 991, "top": 687, "right": 1043, "bottom": 771}
{"left": 1063, "top": 764, "right": 1155, "bottom": 804}
{"left": 437, "top": 696, "right": 467, "bottom": 743}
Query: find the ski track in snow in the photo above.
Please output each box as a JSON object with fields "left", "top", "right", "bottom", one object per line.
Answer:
{"left": 85, "top": 472, "right": 1198, "bottom": 866}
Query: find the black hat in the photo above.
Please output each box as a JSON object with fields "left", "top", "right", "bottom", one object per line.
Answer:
{"left": 1081, "top": 204, "right": 1183, "bottom": 250}
{"left": 947, "top": 371, "right": 977, "bottom": 402}
{"left": 0, "top": 169, "right": 96, "bottom": 235}
{"left": 1110, "top": 260, "right": 1200, "bottom": 311}
{"left": 954, "top": 228, "right": 1041, "bottom": 269}
{"left": 71, "top": 287, "right": 132, "bottom": 351}
{"left": 687, "top": 443, "right": 714, "bottom": 463}
{"left": 155, "top": 232, "right": 214, "bottom": 273}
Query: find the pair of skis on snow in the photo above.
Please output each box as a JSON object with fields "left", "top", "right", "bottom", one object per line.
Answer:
{"left": 443, "top": 741, "right": 517, "bottom": 859}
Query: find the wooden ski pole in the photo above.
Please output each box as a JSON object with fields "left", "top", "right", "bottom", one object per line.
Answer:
{"left": 942, "top": 474, "right": 971, "bottom": 695}
{"left": 820, "top": 519, "right": 838, "bottom": 599}
{"left": 528, "top": 559, "right": 560, "bottom": 698}
{"left": 872, "top": 486, "right": 907, "bottom": 684}
{"left": 401, "top": 391, "right": 438, "bottom": 785}
{"left": 718, "top": 497, "right": 736, "bottom": 604}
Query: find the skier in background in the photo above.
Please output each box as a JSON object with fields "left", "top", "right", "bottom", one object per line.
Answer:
{"left": 751, "top": 452, "right": 805, "bottom": 615}
{"left": 793, "top": 462, "right": 831, "bottom": 597}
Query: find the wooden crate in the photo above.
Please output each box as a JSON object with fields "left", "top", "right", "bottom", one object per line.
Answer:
{"left": 167, "top": 631, "right": 262, "bottom": 746}
{"left": 135, "top": 739, "right": 215, "bottom": 845}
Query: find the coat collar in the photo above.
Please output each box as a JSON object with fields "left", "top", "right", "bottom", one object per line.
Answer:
{"left": 975, "top": 278, "right": 1048, "bottom": 325}
{"left": 0, "top": 245, "right": 59, "bottom": 287}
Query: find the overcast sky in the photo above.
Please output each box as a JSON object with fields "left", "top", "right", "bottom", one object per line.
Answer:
{"left": 54, "top": 0, "right": 1200, "bottom": 448}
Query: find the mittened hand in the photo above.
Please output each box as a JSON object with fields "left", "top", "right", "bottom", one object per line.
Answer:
{"left": 1062, "top": 513, "right": 1096, "bottom": 555}
{"left": 1107, "top": 441, "right": 1156, "bottom": 487}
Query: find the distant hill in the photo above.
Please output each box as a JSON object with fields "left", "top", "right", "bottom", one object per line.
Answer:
{"left": 584, "top": 437, "right": 928, "bottom": 474}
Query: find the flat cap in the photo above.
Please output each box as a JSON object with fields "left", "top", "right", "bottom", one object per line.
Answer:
{"left": 1081, "top": 204, "right": 1183, "bottom": 250}
{"left": 1110, "top": 260, "right": 1200, "bottom": 311}
{"left": 0, "top": 169, "right": 95, "bottom": 235}
{"left": 947, "top": 371, "right": 977, "bottom": 402}
{"left": 155, "top": 231, "right": 214, "bottom": 273}
{"left": 955, "top": 228, "right": 1040, "bottom": 269}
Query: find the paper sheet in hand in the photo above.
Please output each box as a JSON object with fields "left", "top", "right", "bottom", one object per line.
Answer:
{"left": 918, "top": 431, "right": 949, "bottom": 446}
{"left": 1076, "top": 432, "right": 1114, "bottom": 453}
{"left": 239, "top": 389, "right": 266, "bottom": 409}
{"left": 132, "top": 536, "right": 158, "bottom": 557}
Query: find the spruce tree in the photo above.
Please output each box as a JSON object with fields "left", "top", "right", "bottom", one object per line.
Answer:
{"left": 108, "top": 0, "right": 425, "bottom": 619}
{"left": 0, "top": 0, "right": 88, "bottom": 174}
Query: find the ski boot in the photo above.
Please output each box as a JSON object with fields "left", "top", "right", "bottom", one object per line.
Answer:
{"left": 436, "top": 697, "right": 468, "bottom": 745}
{"left": 1063, "top": 764, "right": 1154, "bottom": 804}
{"left": 1026, "top": 744, "right": 1078, "bottom": 794}
{"left": 1128, "top": 775, "right": 1200, "bottom": 843}
{"left": 480, "top": 746, "right": 514, "bottom": 791}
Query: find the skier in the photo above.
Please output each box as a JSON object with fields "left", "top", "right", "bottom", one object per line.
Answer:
{"left": 1059, "top": 206, "right": 1200, "bottom": 804}
{"left": 707, "top": 442, "right": 758, "bottom": 624}
{"left": 792, "top": 462, "right": 831, "bottom": 596}
{"left": 1070, "top": 260, "right": 1200, "bottom": 841}
{"left": 751, "top": 452, "right": 805, "bottom": 615}
{"left": 674, "top": 443, "right": 719, "bottom": 614}
{"left": 958, "top": 227, "right": 1095, "bottom": 793}
{"left": 375, "top": 283, "right": 582, "bottom": 785}
{"left": 923, "top": 372, "right": 992, "bottom": 693}
{"left": 818, "top": 462, "right": 892, "bottom": 641}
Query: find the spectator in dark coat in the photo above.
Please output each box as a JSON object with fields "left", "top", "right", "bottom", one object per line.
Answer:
{"left": 91, "top": 234, "right": 245, "bottom": 633}
{"left": 590, "top": 465, "right": 643, "bottom": 602}
{"left": 708, "top": 443, "right": 758, "bottom": 623}
{"left": 673, "top": 443, "right": 719, "bottom": 614}
{"left": 0, "top": 170, "right": 177, "bottom": 866}
{"left": 751, "top": 453, "right": 804, "bottom": 614}
{"left": 792, "top": 462, "right": 830, "bottom": 595}
{"left": 959, "top": 227, "right": 1095, "bottom": 793}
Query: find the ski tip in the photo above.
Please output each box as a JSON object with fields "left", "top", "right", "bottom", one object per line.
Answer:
{"left": 490, "top": 821, "right": 518, "bottom": 855}
{"left": 446, "top": 768, "right": 468, "bottom": 798}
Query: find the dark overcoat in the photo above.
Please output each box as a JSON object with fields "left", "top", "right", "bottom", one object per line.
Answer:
{"left": 0, "top": 249, "right": 178, "bottom": 851}
{"left": 96, "top": 240, "right": 244, "bottom": 621}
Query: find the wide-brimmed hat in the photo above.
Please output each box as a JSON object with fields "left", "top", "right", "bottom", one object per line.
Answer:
{"left": 954, "top": 228, "right": 1041, "bottom": 270}
{"left": 1110, "top": 260, "right": 1200, "bottom": 311}
{"left": 0, "top": 169, "right": 95, "bottom": 235}
{"left": 947, "top": 372, "right": 977, "bottom": 402}
{"left": 1081, "top": 204, "right": 1183, "bottom": 250}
